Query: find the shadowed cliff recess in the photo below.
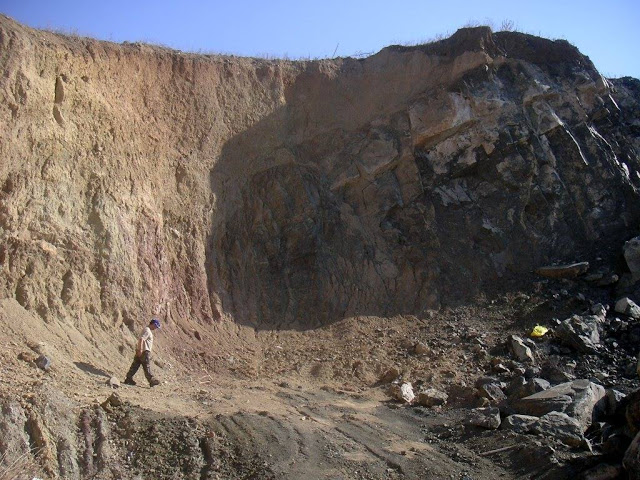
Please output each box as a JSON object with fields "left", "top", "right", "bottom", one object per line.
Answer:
{"left": 208, "top": 27, "right": 640, "bottom": 329}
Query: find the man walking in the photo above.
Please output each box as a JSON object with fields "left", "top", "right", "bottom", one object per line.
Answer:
{"left": 124, "top": 318, "right": 161, "bottom": 387}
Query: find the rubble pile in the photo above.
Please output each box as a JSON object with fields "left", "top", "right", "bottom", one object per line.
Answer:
{"left": 386, "top": 236, "right": 640, "bottom": 477}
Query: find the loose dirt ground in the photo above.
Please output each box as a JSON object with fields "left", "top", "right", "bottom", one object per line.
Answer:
{"left": 3, "top": 276, "right": 623, "bottom": 479}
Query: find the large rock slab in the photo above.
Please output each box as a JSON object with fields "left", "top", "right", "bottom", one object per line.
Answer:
{"left": 512, "top": 382, "right": 573, "bottom": 417}
{"left": 532, "top": 411, "right": 585, "bottom": 447}
{"left": 514, "top": 380, "right": 604, "bottom": 431}
{"left": 535, "top": 262, "right": 589, "bottom": 279}
{"left": 555, "top": 315, "right": 601, "bottom": 353}
{"left": 615, "top": 297, "right": 640, "bottom": 319}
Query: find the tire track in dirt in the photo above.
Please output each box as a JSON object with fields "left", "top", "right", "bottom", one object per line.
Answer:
{"left": 201, "top": 386, "right": 515, "bottom": 479}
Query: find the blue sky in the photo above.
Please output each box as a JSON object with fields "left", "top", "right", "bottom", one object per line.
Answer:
{"left": 1, "top": 0, "right": 639, "bottom": 79}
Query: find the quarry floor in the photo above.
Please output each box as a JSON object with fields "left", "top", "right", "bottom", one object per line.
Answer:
{"left": 0, "top": 281, "right": 623, "bottom": 479}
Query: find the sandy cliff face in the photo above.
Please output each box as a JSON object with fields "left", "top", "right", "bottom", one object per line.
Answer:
{"left": 1, "top": 16, "right": 639, "bottom": 342}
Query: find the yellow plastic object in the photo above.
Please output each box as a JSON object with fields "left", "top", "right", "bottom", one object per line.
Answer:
{"left": 530, "top": 325, "right": 549, "bottom": 338}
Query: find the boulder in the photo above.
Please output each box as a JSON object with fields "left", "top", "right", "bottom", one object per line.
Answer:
{"left": 532, "top": 411, "right": 585, "bottom": 447}
{"left": 513, "top": 380, "right": 604, "bottom": 430}
{"left": 603, "top": 389, "right": 626, "bottom": 417}
{"left": 467, "top": 407, "right": 501, "bottom": 430}
{"left": 555, "top": 315, "right": 600, "bottom": 353}
{"left": 17, "top": 351, "right": 36, "bottom": 363}
{"left": 615, "top": 297, "right": 640, "bottom": 319}
{"left": 581, "top": 463, "right": 623, "bottom": 480}
{"left": 587, "top": 272, "right": 620, "bottom": 287}
{"left": 535, "top": 262, "right": 589, "bottom": 279}
{"left": 507, "top": 376, "right": 550, "bottom": 400}
{"left": 531, "top": 378, "right": 551, "bottom": 392}
{"left": 0, "top": 400, "right": 30, "bottom": 459}
{"left": 475, "top": 376, "right": 501, "bottom": 388}
{"left": 627, "top": 389, "right": 640, "bottom": 435}
{"left": 101, "top": 392, "right": 123, "bottom": 409}
{"left": 492, "top": 363, "right": 510, "bottom": 374}
{"left": 35, "top": 355, "right": 51, "bottom": 371}
{"left": 601, "top": 273, "right": 620, "bottom": 286}
{"left": 565, "top": 380, "right": 605, "bottom": 431}
{"left": 502, "top": 414, "right": 538, "bottom": 434}
{"left": 506, "top": 376, "right": 527, "bottom": 397}
{"left": 508, "top": 335, "right": 535, "bottom": 363}
{"left": 602, "top": 429, "right": 632, "bottom": 457}
{"left": 388, "top": 382, "right": 415, "bottom": 403}
{"left": 591, "top": 303, "right": 608, "bottom": 319}
{"left": 415, "top": 388, "right": 448, "bottom": 407}
{"left": 624, "top": 236, "right": 640, "bottom": 276}
{"left": 540, "top": 359, "right": 575, "bottom": 383}
{"left": 478, "top": 382, "right": 507, "bottom": 403}
{"left": 400, "top": 338, "right": 414, "bottom": 351}
{"left": 624, "top": 431, "right": 640, "bottom": 480}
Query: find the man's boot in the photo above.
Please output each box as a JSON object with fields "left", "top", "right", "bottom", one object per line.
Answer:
{"left": 124, "top": 377, "right": 136, "bottom": 386}
{"left": 149, "top": 378, "right": 160, "bottom": 387}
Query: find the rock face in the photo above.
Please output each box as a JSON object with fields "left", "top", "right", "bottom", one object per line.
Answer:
{"left": 1, "top": 16, "right": 640, "bottom": 339}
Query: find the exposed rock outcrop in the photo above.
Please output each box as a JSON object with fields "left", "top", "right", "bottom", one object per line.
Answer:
{"left": 1, "top": 16, "right": 639, "bottom": 338}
